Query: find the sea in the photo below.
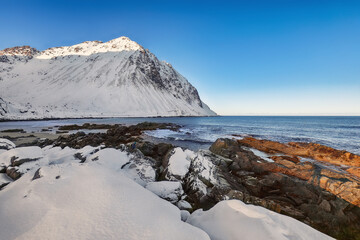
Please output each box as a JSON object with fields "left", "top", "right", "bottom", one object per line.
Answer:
{"left": 1, "top": 116, "right": 359, "bottom": 154}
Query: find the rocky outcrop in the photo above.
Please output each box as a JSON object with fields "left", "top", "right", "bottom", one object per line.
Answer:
{"left": 208, "top": 138, "right": 360, "bottom": 240}
{"left": 239, "top": 137, "right": 360, "bottom": 169}
{"left": 0, "top": 46, "right": 39, "bottom": 57}
{"left": 49, "top": 122, "right": 179, "bottom": 149}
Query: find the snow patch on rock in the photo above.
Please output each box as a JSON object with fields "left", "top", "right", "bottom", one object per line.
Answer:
{"left": 146, "top": 181, "right": 184, "bottom": 203}
{"left": 0, "top": 138, "right": 16, "bottom": 150}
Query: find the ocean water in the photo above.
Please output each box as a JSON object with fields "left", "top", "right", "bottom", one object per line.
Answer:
{"left": 0, "top": 116, "right": 359, "bottom": 154}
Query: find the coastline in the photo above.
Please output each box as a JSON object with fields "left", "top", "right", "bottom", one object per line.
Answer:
{"left": 0, "top": 121, "right": 359, "bottom": 239}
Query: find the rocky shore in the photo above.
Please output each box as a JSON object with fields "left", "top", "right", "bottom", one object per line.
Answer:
{"left": 0, "top": 122, "right": 359, "bottom": 239}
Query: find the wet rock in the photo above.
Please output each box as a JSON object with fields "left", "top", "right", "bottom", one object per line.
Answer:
{"left": 58, "top": 123, "right": 114, "bottom": 131}
{"left": 0, "top": 129, "right": 25, "bottom": 133}
{"left": 52, "top": 122, "right": 179, "bottom": 150}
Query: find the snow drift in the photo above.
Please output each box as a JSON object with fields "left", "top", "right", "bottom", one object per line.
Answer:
{"left": 187, "top": 200, "right": 333, "bottom": 240}
{"left": 0, "top": 141, "right": 334, "bottom": 240}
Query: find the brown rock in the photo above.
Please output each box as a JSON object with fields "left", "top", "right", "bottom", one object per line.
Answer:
{"left": 238, "top": 137, "right": 360, "bottom": 168}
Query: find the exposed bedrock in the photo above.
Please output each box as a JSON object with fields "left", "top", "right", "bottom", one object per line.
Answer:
{"left": 239, "top": 137, "right": 360, "bottom": 170}
{"left": 207, "top": 138, "right": 360, "bottom": 240}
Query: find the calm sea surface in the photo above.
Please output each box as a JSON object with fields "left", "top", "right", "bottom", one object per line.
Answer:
{"left": 1, "top": 116, "right": 359, "bottom": 154}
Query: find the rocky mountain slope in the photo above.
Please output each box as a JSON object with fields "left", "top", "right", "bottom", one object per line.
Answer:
{"left": 0, "top": 37, "right": 216, "bottom": 120}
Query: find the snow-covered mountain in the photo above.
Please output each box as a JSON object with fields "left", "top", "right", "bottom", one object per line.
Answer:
{"left": 0, "top": 37, "right": 216, "bottom": 120}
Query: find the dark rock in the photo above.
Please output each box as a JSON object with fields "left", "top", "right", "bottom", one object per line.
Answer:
{"left": 0, "top": 129, "right": 25, "bottom": 133}
{"left": 6, "top": 167, "right": 21, "bottom": 180}
{"left": 32, "top": 168, "right": 42, "bottom": 180}
{"left": 11, "top": 156, "right": 40, "bottom": 167}
{"left": 74, "top": 153, "right": 87, "bottom": 163}
{"left": 208, "top": 138, "right": 360, "bottom": 239}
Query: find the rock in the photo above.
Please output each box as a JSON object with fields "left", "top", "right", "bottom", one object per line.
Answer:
{"left": 121, "top": 150, "right": 157, "bottom": 187}
{"left": 0, "top": 173, "right": 12, "bottom": 189}
{"left": 6, "top": 167, "right": 21, "bottom": 180}
{"left": 11, "top": 156, "right": 41, "bottom": 167}
{"left": 145, "top": 181, "right": 184, "bottom": 203}
{"left": 347, "top": 167, "right": 360, "bottom": 178}
{"left": 32, "top": 168, "right": 42, "bottom": 181}
{"left": 177, "top": 200, "right": 193, "bottom": 211}
{"left": 0, "top": 138, "right": 16, "bottom": 150}
{"left": 239, "top": 137, "right": 360, "bottom": 168}
{"left": 163, "top": 148, "right": 191, "bottom": 181}
{"left": 0, "top": 129, "right": 25, "bottom": 133}
{"left": 58, "top": 123, "right": 114, "bottom": 131}
{"left": 180, "top": 210, "right": 190, "bottom": 222}
{"left": 208, "top": 138, "right": 360, "bottom": 239}
{"left": 319, "top": 199, "right": 332, "bottom": 212}
{"left": 52, "top": 122, "right": 179, "bottom": 149}
{"left": 270, "top": 155, "right": 300, "bottom": 163}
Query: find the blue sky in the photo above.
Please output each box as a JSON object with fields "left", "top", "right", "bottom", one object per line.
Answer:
{"left": 1, "top": 0, "right": 359, "bottom": 115}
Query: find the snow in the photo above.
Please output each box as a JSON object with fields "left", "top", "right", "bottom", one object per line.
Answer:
{"left": 121, "top": 156, "right": 156, "bottom": 187}
{"left": 37, "top": 36, "right": 143, "bottom": 59}
{"left": 166, "top": 147, "right": 192, "bottom": 180}
{"left": 0, "top": 138, "right": 16, "bottom": 150}
{"left": 0, "top": 144, "right": 334, "bottom": 239}
{"left": 177, "top": 200, "right": 192, "bottom": 210}
{"left": 0, "top": 163, "right": 210, "bottom": 240}
{"left": 146, "top": 181, "right": 184, "bottom": 203}
{"left": 181, "top": 210, "right": 191, "bottom": 222}
{"left": 0, "top": 36, "right": 216, "bottom": 120}
{"left": 0, "top": 173, "right": 12, "bottom": 187}
{"left": 0, "top": 146, "right": 43, "bottom": 167}
{"left": 88, "top": 148, "right": 131, "bottom": 168}
{"left": 187, "top": 200, "right": 333, "bottom": 240}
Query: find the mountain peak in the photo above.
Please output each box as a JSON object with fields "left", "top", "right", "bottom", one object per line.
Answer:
{"left": 36, "top": 36, "right": 144, "bottom": 59}
{"left": 0, "top": 36, "right": 216, "bottom": 119}
{"left": 0, "top": 46, "right": 40, "bottom": 57}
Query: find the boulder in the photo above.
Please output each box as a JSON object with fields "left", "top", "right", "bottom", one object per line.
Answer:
{"left": 0, "top": 138, "right": 16, "bottom": 150}
{"left": 145, "top": 181, "right": 184, "bottom": 203}
{"left": 6, "top": 167, "right": 21, "bottom": 180}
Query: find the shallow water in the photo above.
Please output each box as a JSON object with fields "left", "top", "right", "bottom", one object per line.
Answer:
{"left": 0, "top": 116, "right": 359, "bottom": 154}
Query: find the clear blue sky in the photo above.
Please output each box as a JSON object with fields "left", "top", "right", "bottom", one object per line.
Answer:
{"left": 1, "top": 0, "right": 359, "bottom": 115}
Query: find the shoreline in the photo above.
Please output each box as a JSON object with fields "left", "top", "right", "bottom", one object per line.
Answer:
{"left": 0, "top": 115, "right": 220, "bottom": 123}
{"left": 2, "top": 114, "right": 360, "bottom": 123}
{"left": 0, "top": 121, "right": 359, "bottom": 239}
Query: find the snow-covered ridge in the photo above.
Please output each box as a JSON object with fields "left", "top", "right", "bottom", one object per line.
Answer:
{"left": 0, "top": 36, "right": 216, "bottom": 119}
{"left": 37, "top": 36, "right": 144, "bottom": 59}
